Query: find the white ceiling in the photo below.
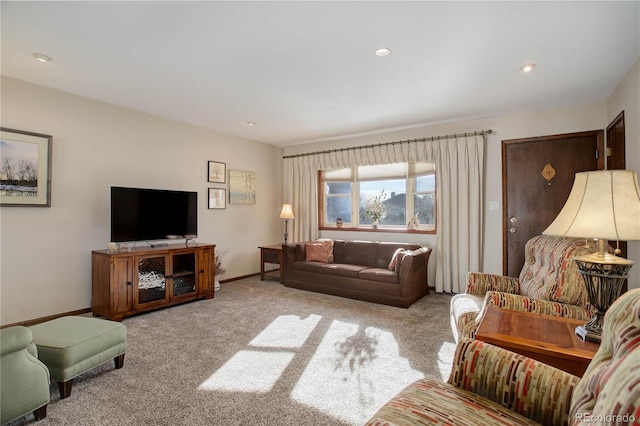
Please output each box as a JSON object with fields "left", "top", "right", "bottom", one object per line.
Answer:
{"left": 2, "top": 1, "right": 638, "bottom": 147}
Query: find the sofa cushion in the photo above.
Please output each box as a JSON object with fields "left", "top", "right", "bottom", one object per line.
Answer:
{"left": 305, "top": 243, "right": 330, "bottom": 263}
{"left": 292, "top": 261, "right": 368, "bottom": 278}
{"left": 358, "top": 268, "right": 399, "bottom": 284}
{"left": 333, "top": 240, "right": 378, "bottom": 267}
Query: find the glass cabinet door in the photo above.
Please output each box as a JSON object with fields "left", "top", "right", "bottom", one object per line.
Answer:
{"left": 172, "top": 252, "right": 197, "bottom": 297}
{"left": 136, "top": 255, "right": 168, "bottom": 305}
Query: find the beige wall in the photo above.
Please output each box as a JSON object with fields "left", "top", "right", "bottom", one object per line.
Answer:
{"left": 0, "top": 77, "right": 283, "bottom": 325}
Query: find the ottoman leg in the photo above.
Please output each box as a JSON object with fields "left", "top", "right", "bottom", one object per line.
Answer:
{"left": 114, "top": 354, "right": 125, "bottom": 369}
{"left": 34, "top": 405, "right": 47, "bottom": 420}
{"left": 59, "top": 380, "right": 73, "bottom": 399}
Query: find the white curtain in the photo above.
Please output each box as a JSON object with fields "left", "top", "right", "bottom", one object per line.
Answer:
{"left": 284, "top": 133, "right": 485, "bottom": 293}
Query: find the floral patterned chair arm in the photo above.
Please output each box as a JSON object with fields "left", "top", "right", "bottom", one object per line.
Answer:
{"left": 483, "top": 291, "right": 594, "bottom": 319}
{"left": 465, "top": 272, "right": 520, "bottom": 295}
{"left": 449, "top": 338, "right": 579, "bottom": 426}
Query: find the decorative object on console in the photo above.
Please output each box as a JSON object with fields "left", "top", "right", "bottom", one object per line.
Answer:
{"left": 214, "top": 249, "right": 226, "bottom": 291}
{"left": 543, "top": 170, "right": 640, "bottom": 342}
{"left": 208, "top": 188, "right": 226, "bottom": 209}
{"left": 279, "top": 203, "right": 295, "bottom": 243}
{"left": 407, "top": 213, "right": 420, "bottom": 230}
{"left": 208, "top": 161, "right": 226, "bottom": 183}
{"left": 336, "top": 217, "right": 343, "bottom": 228}
{"left": 364, "top": 189, "right": 387, "bottom": 228}
{"left": 0, "top": 127, "right": 52, "bottom": 207}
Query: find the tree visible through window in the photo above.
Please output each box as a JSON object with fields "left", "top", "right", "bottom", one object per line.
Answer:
{"left": 321, "top": 162, "right": 436, "bottom": 231}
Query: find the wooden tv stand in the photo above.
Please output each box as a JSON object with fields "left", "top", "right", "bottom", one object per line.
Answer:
{"left": 91, "top": 243, "right": 215, "bottom": 321}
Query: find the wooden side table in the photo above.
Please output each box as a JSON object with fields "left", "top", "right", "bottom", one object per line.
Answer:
{"left": 259, "top": 244, "right": 283, "bottom": 283}
{"left": 475, "top": 307, "right": 600, "bottom": 377}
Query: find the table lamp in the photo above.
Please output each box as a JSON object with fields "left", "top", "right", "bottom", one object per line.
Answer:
{"left": 543, "top": 170, "right": 640, "bottom": 342}
{"left": 279, "top": 203, "right": 295, "bottom": 243}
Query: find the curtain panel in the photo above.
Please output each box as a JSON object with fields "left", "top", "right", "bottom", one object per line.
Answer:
{"left": 284, "top": 134, "right": 485, "bottom": 293}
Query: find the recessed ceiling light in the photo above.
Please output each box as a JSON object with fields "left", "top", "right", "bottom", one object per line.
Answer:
{"left": 245, "top": 121, "right": 256, "bottom": 127}
{"left": 32, "top": 53, "right": 53, "bottom": 63}
{"left": 375, "top": 47, "right": 391, "bottom": 57}
{"left": 520, "top": 63, "right": 536, "bottom": 73}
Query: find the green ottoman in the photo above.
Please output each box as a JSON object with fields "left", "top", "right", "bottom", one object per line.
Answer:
{"left": 30, "top": 316, "right": 126, "bottom": 399}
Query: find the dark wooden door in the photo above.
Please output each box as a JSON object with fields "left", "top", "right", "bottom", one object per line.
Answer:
{"left": 502, "top": 131, "right": 604, "bottom": 276}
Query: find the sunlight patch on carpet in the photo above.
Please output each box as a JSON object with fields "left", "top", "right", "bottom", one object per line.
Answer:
{"left": 291, "top": 319, "right": 424, "bottom": 425}
{"left": 198, "top": 350, "right": 294, "bottom": 393}
{"left": 249, "top": 314, "right": 321, "bottom": 349}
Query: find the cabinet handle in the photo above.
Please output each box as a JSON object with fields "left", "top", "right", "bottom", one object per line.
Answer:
{"left": 200, "top": 270, "right": 205, "bottom": 273}
{"left": 126, "top": 281, "right": 133, "bottom": 286}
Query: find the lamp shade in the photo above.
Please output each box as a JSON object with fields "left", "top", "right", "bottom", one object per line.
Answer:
{"left": 279, "top": 203, "right": 295, "bottom": 220}
{"left": 543, "top": 170, "right": 640, "bottom": 241}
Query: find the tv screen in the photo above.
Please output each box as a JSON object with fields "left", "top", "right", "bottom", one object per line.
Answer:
{"left": 110, "top": 187, "right": 197, "bottom": 243}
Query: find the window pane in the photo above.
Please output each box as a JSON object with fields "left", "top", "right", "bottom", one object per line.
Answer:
{"left": 414, "top": 194, "right": 435, "bottom": 225}
{"left": 325, "top": 182, "right": 351, "bottom": 195}
{"left": 359, "top": 179, "right": 406, "bottom": 225}
{"left": 326, "top": 197, "right": 351, "bottom": 223}
{"left": 416, "top": 174, "right": 435, "bottom": 192}
{"left": 325, "top": 182, "right": 352, "bottom": 223}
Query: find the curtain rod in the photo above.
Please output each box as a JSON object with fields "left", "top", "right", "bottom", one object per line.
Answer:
{"left": 282, "top": 129, "right": 493, "bottom": 159}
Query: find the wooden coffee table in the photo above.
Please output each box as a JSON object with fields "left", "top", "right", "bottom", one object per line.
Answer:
{"left": 475, "top": 307, "right": 600, "bottom": 377}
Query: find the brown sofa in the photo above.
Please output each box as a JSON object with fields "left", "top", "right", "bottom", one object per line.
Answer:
{"left": 282, "top": 240, "right": 431, "bottom": 308}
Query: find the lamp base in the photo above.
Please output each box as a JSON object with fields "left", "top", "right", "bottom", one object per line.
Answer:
{"left": 573, "top": 251, "right": 633, "bottom": 345}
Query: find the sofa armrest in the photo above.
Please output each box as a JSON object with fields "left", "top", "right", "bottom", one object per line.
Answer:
{"left": 0, "top": 326, "right": 33, "bottom": 356}
{"left": 448, "top": 338, "right": 578, "bottom": 425}
{"left": 465, "top": 272, "right": 520, "bottom": 295}
{"left": 282, "top": 243, "right": 300, "bottom": 275}
{"left": 398, "top": 247, "right": 431, "bottom": 297}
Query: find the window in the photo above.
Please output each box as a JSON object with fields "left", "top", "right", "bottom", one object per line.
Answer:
{"left": 321, "top": 162, "right": 436, "bottom": 232}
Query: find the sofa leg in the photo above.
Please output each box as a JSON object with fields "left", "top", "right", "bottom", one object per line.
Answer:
{"left": 33, "top": 405, "right": 47, "bottom": 421}
{"left": 59, "top": 380, "right": 73, "bottom": 399}
{"left": 114, "top": 353, "right": 125, "bottom": 369}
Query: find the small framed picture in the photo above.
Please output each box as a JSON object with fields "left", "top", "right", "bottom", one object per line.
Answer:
{"left": 208, "top": 161, "right": 226, "bottom": 183}
{"left": 1, "top": 127, "right": 53, "bottom": 207}
{"left": 208, "top": 188, "right": 226, "bottom": 209}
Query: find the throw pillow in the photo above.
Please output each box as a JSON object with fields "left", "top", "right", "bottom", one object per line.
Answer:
{"left": 315, "top": 238, "right": 334, "bottom": 263}
{"left": 388, "top": 248, "right": 407, "bottom": 271}
{"left": 306, "top": 243, "right": 330, "bottom": 263}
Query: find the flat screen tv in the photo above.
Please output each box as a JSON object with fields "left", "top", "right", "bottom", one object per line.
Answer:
{"left": 110, "top": 186, "right": 197, "bottom": 243}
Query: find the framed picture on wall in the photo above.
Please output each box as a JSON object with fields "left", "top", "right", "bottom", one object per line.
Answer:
{"left": 0, "top": 127, "right": 53, "bottom": 207}
{"left": 208, "top": 161, "right": 226, "bottom": 184}
{"left": 229, "top": 169, "right": 256, "bottom": 204}
{"left": 208, "top": 188, "right": 226, "bottom": 209}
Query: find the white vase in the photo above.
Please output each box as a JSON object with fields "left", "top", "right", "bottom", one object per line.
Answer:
{"left": 214, "top": 278, "right": 221, "bottom": 291}
{"left": 372, "top": 219, "right": 379, "bottom": 229}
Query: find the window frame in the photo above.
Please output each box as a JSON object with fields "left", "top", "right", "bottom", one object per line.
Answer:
{"left": 318, "top": 164, "right": 437, "bottom": 234}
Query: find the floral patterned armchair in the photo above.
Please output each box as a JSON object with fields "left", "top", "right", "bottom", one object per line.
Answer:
{"left": 366, "top": 288, "right": 640, "bottom": 425}
{"left": 450, "top": 235, "right": 598, "bottom": 341}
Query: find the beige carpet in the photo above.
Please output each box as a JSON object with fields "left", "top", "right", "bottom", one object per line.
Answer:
{"left": 13, "top": 277, "right": 455, "bottom": 426}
